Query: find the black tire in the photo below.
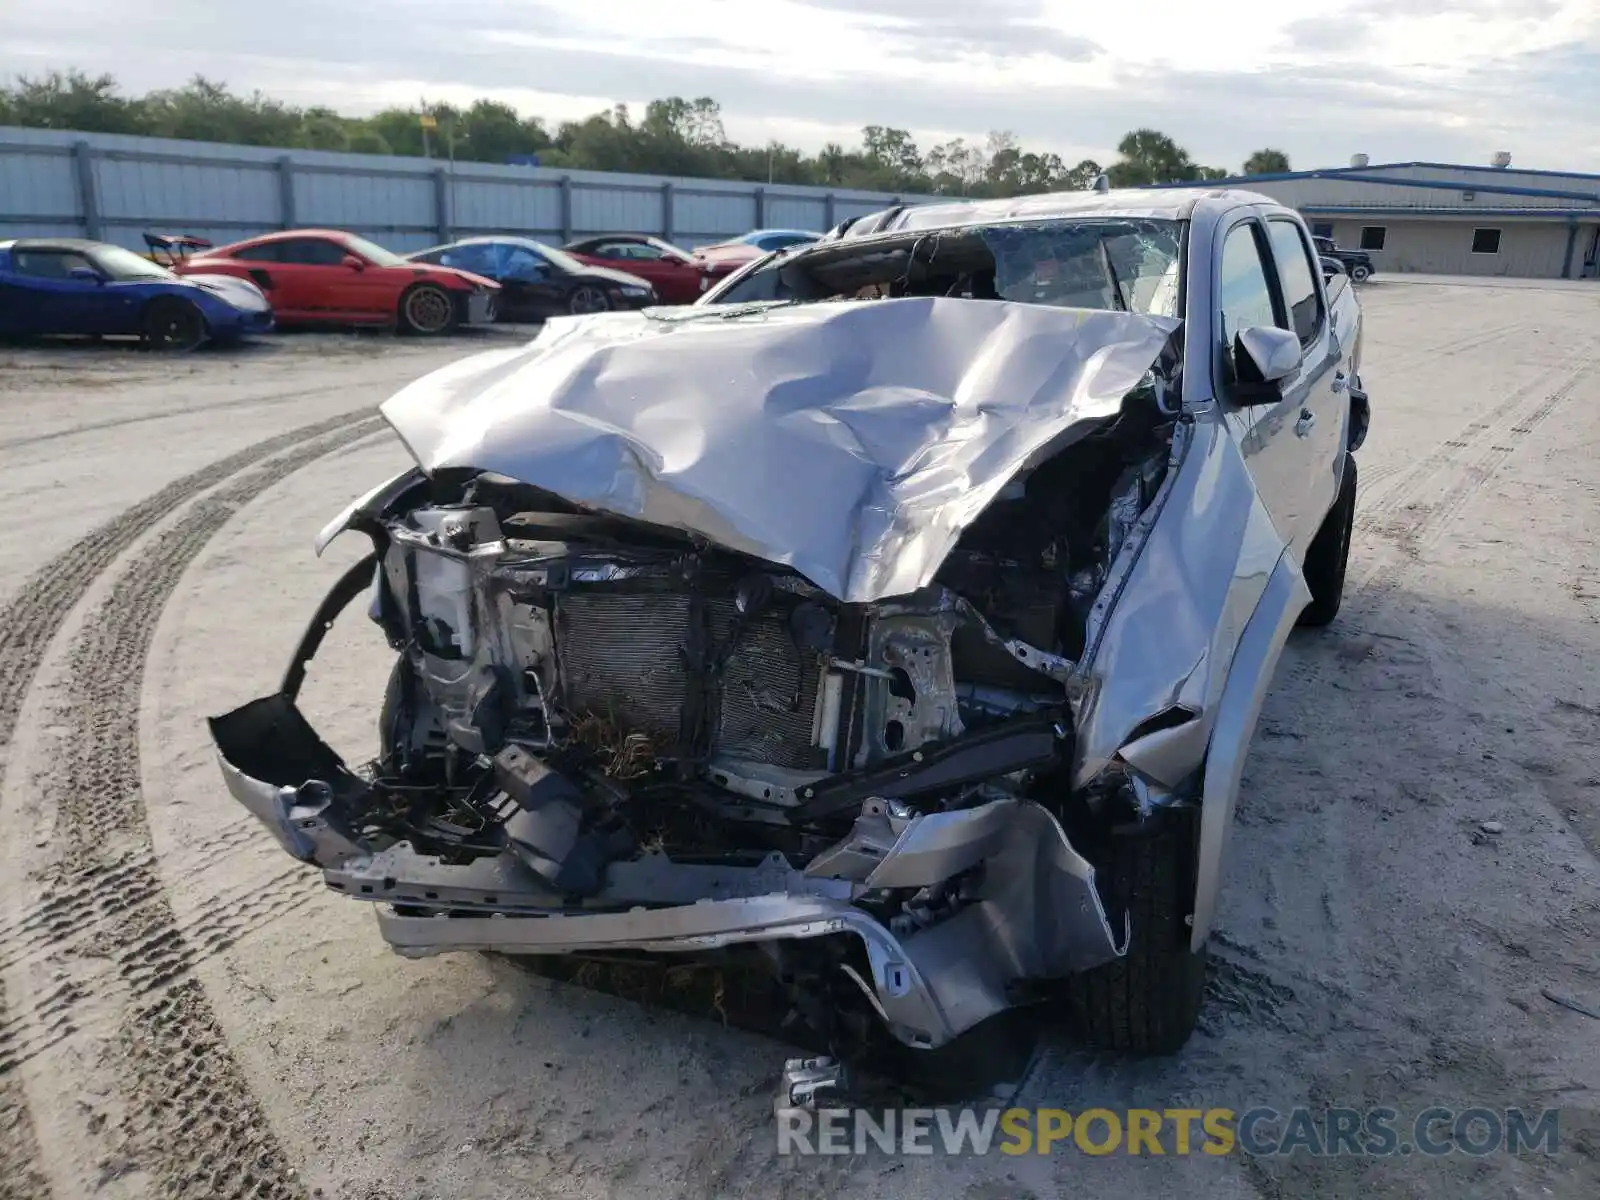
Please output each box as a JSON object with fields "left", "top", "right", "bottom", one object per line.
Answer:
{"left": 567, "top": 285, "right": 610, "bottom": 315}
{"left": 1349, "top": 263, "right": 1372, "bottom": 283}
{"left": 141, "top": 298, "right": 207, "bottom": 351}
{"left": 1063, "top": 815, "right": 1207, "bottom": 1054}
{"left": 399, "top": 284, "right": 456, "bottom": 335}
{"left": 1298, "top": 454, "right": 1357, "bottom": 627}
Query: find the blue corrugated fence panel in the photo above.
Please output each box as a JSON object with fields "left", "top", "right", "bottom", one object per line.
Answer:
{"left": 451, "top": 178, "right": 562, "bottom": 233}
{"left": 295, "top": 170, "right": 435, "bottom": 229}
{"left": 0, "top": 222, "right": 85, "bottom": 240}
{"left": 571, "top": 184, "right": 665, "bottom": 236}
{"left": 673, "top": 191, "right": 758, "bottom": 240}
{"left": 93, "top": 155, "right": 281, "bottom": 225}
{"left": 765, "top": 196, "right": 829, "bottom": 229}
{"left": 0, "top": 151, "right": 79, "bottom": 220}
{"left": 0, "top": 126, "right": 963, "bottom": 247}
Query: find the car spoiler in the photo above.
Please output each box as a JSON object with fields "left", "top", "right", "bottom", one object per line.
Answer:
{"left": 144, "top": 232, "right": 214, "bottom": 265}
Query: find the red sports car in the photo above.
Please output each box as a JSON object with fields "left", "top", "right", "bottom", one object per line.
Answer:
{"left": 174, "top": 229, "right": 499, "bottom": 334}
{"left": 561, "top": 235, "right": 710, "bottom": 305}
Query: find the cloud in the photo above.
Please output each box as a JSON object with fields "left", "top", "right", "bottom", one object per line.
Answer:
{"left": 1, "top": 0, "right": 1596, "bottom": 173}
{"left": 1282, "top": 0, "right": 1563, "bottom": 52}
{"left": 785, "top": 0, "right": 1102, "bottom": 62}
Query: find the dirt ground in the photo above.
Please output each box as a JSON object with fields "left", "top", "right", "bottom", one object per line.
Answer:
{"left": 0, "top": 289, "right": 1597, "bottom": 1200}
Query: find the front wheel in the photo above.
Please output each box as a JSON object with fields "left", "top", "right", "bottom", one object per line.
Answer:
{"left": 399, "top": 285, "right": 456, "bottom": 335}
{"left": 567, "top": 285, "right": 610, "bottom": 315}
{"left": 1298, "top": 454, "right": 1357, "bottom": 627}
{"left": 1062, "top": 815, "right": 1208, "bottom": 1054}
{"left": 1349, "top": 263, "right": 1372, "bottom": 282}
{"left": 142, "top": 298, "right": 207, "bottom": 351}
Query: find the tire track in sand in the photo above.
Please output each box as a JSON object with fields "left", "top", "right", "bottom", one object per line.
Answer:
{"left": 0, "top": 409, "right": 381, "bottom": 1200}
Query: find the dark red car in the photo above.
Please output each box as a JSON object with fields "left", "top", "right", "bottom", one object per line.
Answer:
{"left": 561, "top": 235, "right": 709, "bottom": 305}
{"left": 174, "top": 229, "right": 499, "bottom": 334}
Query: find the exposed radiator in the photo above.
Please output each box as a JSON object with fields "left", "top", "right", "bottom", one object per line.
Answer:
{"left": 555, "top": 594, "right": 692, "bottom": 735}
{"left": 553, "top": 593, "right": 826, "bottom": 769}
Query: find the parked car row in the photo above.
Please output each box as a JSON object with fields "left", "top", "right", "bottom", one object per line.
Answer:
{"left": 0, "top": 226, "right": 825, "bottom": 350}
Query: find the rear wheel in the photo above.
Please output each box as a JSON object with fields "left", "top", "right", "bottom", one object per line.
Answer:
{"left": 141, "top": 298, "right": 206, "bottom": 351}
{"left": 567, "top": 285, "right": 610, "bottom": 315}
{"left": 1298, "top": 454, "right": 1357, "bottom": 627}
{"left": 399, "top": 284, "right": 455, "bottom": 335}
{"left": 1063, "top": 815, "right": 1207, "bottom": 1054}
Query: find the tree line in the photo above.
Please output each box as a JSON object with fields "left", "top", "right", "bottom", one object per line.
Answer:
{"left": 0, "top": 70, "right": 1294, "bottom": 198}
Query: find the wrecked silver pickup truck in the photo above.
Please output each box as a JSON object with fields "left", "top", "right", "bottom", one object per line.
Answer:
{"left": 211, "top": 187, "right": 1368, "bottom": 1057}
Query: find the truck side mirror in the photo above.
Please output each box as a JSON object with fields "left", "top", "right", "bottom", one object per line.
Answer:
{"left": 1231, "top": 325, "right": 1300, "bottom": 405}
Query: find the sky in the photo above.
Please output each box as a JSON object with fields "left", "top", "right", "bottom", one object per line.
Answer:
{"left": 3, "top": 0, "right": 1598, "bottom": 174}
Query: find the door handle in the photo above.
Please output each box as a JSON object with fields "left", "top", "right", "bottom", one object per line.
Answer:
{"left": 1296, "top": 408, "right": 1316, "bottom": 437}
{"left": 1331, "top": 371, "right": 1348, "bottom": 393}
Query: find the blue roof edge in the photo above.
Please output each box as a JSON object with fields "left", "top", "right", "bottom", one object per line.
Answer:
{"left": 1145, "top": 167, "right": 1600, "bottom": 202}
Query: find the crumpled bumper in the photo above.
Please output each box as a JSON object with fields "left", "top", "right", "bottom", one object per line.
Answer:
{"left": 209, "top": 690, "right": 1125, "bottom": 1050}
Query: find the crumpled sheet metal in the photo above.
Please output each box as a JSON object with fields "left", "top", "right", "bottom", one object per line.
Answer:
{"left": 380, "top": 296, "right": 1180, "bottom": 603}
{"left": 1071, "top": 417, "right": 1290, "bottom": 788}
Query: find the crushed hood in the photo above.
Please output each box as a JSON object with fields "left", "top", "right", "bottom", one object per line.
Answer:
{"left": 380, "top": 296, "right": 1180, "bottom": 603}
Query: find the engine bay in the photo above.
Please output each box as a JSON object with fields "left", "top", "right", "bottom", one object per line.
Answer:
{"left": 319, "top": 381, "right": 1179, "bottom": 898}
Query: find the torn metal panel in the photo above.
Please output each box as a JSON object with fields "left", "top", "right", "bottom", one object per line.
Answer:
{"left": 379, "top": 296, "right": 1179, "bottom": 603}
{"left": 363, "top": 796, "right": 1122, "bottom": 1050}
{"left": 1071, "top": 417, "right": 1292, "bottom": 788}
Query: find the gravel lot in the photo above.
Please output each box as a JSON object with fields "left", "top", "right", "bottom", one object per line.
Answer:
{"left": 1, "top": 288, "right": 1597, "bottom": 1200}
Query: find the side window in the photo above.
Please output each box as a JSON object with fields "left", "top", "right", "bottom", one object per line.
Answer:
{"left": 13, "top": 251, "right": 91, "bottom": 279}
{"left": 1217, "top": 222, "right": 1278, "bottom": 370}
{"left": 501, "top": 246, "right": 548, "bottom": 278}
{"left": 610, "top": 242, "right": 663, "bottom": 261}
{"left": 232, "top": 244, "right": 282, "bottom": 263}
{"left": 1266, "top": 220, "right": 1322, "bottom": 346}
{"left": 439, "top": 244, "right": 497, "bottom": 276}
{"left": 275, "top": 239, "right": 348, "bottom": 266}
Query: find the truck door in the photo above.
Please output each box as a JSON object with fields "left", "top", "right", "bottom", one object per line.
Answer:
{"left": 1214, "top": 215, "right": 1345, "bottom": 559}
{"left": 1262, "top": 216, "right": 1346, "bottom": 558}
{"left": 1215, "top": 218, "right": 1304, "bottom": 547}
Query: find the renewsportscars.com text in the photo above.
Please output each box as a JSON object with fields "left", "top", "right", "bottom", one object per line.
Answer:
{"left": 776, "top": 1106, "right": 1561, "bottom": 1158}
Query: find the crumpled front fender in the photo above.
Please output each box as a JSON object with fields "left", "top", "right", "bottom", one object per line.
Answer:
{"left": 313, "top": 465, "right": 427, "bottom": 556}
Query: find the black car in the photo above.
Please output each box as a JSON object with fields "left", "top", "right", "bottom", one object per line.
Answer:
{"left": 404, "top": 237, "right": 657, "bottom": 321}
{"left": 1312, "top": 235, "right": 1375, "bottom": 282}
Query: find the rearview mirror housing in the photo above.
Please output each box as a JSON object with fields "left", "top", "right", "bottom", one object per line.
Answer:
{"left": 1231, "top": 325, "right": 1301, "bottom": 405}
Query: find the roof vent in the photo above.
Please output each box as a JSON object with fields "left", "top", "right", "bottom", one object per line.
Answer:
{"left": 1090, "top": 173, "right": 1111, "bottom": 193}
{"left": 1349, "top": 153, "right": 1369, "bottom": 168}
{"left": 1491, "top": 150, "right": 1512, "bottom": 169}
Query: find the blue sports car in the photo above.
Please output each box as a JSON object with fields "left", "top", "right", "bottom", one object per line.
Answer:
{"left": 0, "top": 237, "right": 274, "bottom": 350}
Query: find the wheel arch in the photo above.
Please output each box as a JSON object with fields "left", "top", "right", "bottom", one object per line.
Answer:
{"left": 1189, "top": 549, "right": 1311, "bottom": 952}
{"left": 139, "top": 291, "right": 211, "bottom": 347}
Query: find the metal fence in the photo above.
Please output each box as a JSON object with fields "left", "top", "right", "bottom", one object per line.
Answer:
{"left": 0, "top": 126, "right": 948, "bottom": 254}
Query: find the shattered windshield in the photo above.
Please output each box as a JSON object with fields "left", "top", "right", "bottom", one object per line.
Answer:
{"left": 983, "top": 221, "right": 1181, "bottom": 317}
{"left": 703, "top": 217, "right": 1183, "bottom": 319}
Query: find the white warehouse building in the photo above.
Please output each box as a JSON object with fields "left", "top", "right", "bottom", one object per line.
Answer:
{"left": 1153, "top": 157, "right": 1600, "bottom": 280}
